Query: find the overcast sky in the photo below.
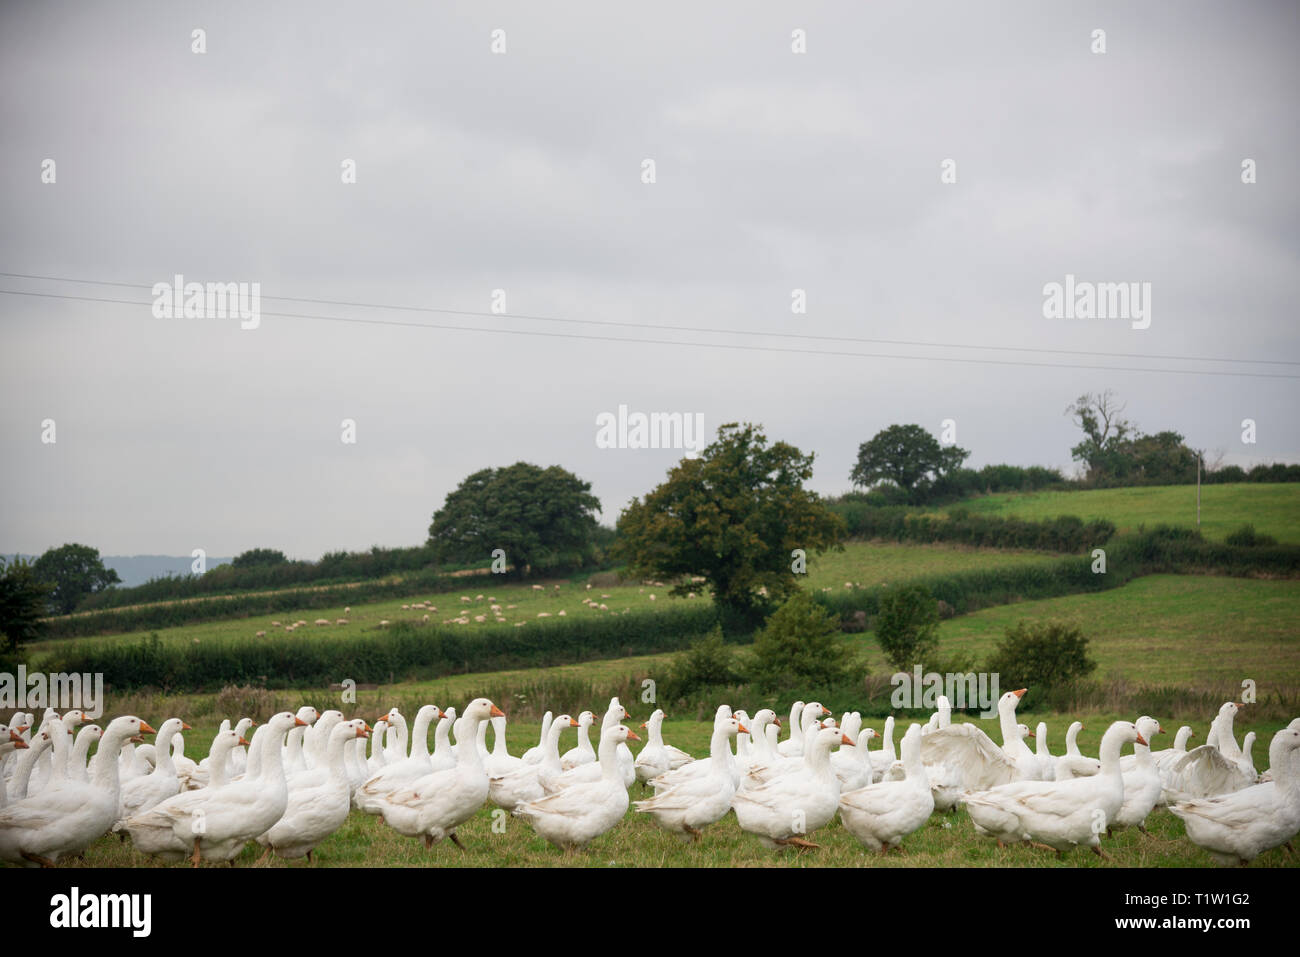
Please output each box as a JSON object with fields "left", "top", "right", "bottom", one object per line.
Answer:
{"left": 2, "top": 1, "right": 1297, "bottom": 559}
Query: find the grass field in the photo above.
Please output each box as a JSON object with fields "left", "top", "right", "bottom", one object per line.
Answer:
{"left": 941, "top": 483, "right": 1300, "bottom": 543}
{"left": 57, "top": 711, "right": 1298, "bottom": 869}
{"left": 24, "top": 541, "right": 1058, "bottom": 660}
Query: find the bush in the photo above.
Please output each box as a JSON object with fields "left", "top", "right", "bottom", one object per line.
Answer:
{"left": 666, "top": 625, "right": 740, "bottom": 697}
{"left": 985, "top": 619, "right": 1097, "bottom": 709}
{"left": 1224, "top": 524, "right": 1278, "bottom": 548}
{"left": 873, "top": 583, "right": 940, "bottom": 671}
{"left": 749, "top": 591, "right": 861, "bottom": 693}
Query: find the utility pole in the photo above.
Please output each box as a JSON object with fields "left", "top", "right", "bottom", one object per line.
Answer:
{"left": 1197, "top": 453, "right": 1202, "bottom": 526}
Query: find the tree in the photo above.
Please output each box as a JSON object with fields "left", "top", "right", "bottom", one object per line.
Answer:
{"left": 1064, "top": 391, "right": 1136, "bottom": 482}
{"left": 31, "top": 543, "right": 120, "bottom": 615}
{"left": 850, "top": 424, "right": 969, "bottom": 499}
{"left": 231, "top": 548, "right": 288, "bottom": 569}
{"left": 749, "top": 590, "right": 861, "bottom": 692}
{"left": 615, "top": 423, "right": 844, "bottom": 615}
{"left": 0, "top": 557, "right": 52, "bottom": 653}
{"left": 873, "top": 583, "right": 940, "bottom": 671}
{"left": 428, "top": 462, "right": 601, "bottom": 577}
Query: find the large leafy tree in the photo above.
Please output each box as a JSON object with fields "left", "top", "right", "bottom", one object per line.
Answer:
{"left": 615, "top": 422, "right": 844, "bottom": 614}
{"left": 0, "top": 556, "right": 52, "bottom": 653}
{"left": 850, "top": 424, "right": 968, "bottom": 496}
{"left": 231, "top": 548, "right": 288, "bottom": 569}
{"left": 31, "top": 543, "right": 120, "bottom": 615}
{"left": 750, "top": 590, "right": 861, "bottom": 692}
{"left": 428, "top": 462, "right": 601, "bottom": 577}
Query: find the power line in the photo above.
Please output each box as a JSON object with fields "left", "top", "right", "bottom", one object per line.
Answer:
{"left": 4, "top": 286, "right": 1299, "bottom": 381}
{"left": 1, "top": 269, "right": 1296, "bottom": 368}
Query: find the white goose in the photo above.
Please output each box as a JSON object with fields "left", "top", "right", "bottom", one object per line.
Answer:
{"left": 484, "top": 715, "right": 526, "bottom": 778}
{"left": 489, "top": 714, "right": 579, "bottom": 810}
{"left": 964, "top": 720, "right": 1145, "bottom": 857}
{"left": 521, "top": 712, "right": 553, "bottom": 766}
{"left": 1113, "top": 716, "right": 1164, "bottom": 832}
{"left": 920, "top": 689, "right": 1037, "bottom": 810}
{"left": 840, "top": 723, "right": 934, "bottom": 853}
{"left": 633, "top": 709, "right": 694, "bottom": 785}
{"left": 559, "top": 711, "right": 597, "bottom": 770}
{"left": 634, "top": 717, "right": 743, "bottom": 841}
{"left": 514, "top": 724, "right": 640, "bottom": 850}
{"left": 0, "top": 715, "right": 156, "bottom": 867}
{"left": 356, "top": 705, "right": 444, "bottom": 813}
{"left": 1171, "top": 727, "right": 1300, "bottom": 866}
{"left": 69, "top": 724, "right": 103, "bottom": 784}
{"left": 732, "top": 726, "right": 852, "bottom": 849}
{"left": 1054, "top": 722, "right": 1101, "bottom": 780}
{"left": 114, "top": 717, "right": 191, "bottom": 828}
{"left": 123, "top": 711, "right": 307, "bottom": 865}
{"left": 1167, "top": 704, "right": 1255, "bottom": 800}
{"left": 1034, "top": 722, "right": 1057, "bottom": 782}
{"left": 374, "top": 698, "right": 504, "bottom": 848}
{"left": 650, "top": 706, "right": 738, "bottom": 791}
{"left": 777, "top": 701, "right": 806, "bottom": 756}
{"left": 257, "top": 719, "right": 369, "bottom": 862}
{"left": 830, "top": 728, "right": 879, "bottom": 792}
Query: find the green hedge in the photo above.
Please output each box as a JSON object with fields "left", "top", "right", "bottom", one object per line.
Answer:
{"left": 828, "top": 503, "right": 1115, "bottom": 553}
{"left": 39, "top": 605, "right": 724, "bottom": 693}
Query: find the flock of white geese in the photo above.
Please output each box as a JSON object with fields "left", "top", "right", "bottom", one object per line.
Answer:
{"left": 1, "top": 690, "right": 1297, "bottom": 867}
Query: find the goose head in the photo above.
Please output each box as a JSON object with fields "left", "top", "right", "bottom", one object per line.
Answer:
{"left": 266, "top": 711, "right": 310, "bottom": 736}
{"left": 998, "top": 690, "right": 1027, "bottom": 718}
{"left": 576, "top": 711, "right": 595, "bottom": 732}
{"left": 810, "top": 726, "right": 854, "bottom": 756}
{"left": 1134, "top": 716, "right": 1163, "bottom": 748}
{"left": 602, "top": 724, "right": 641, "bottom": 748}
{"left": 209, "top": 728, "right": 245, "bottom": 762}
{"left": 462, "top": 698, "right": 505, "bottom": 723}
{"left": 233, "top": 717, "right": 256, "bottom": 737}
{"left": 640, "top": 708, "right": 666, "bottom": 731}
{"left": 718, "top": 717, "right": 747, "bottom": 739}
{"left": 750, "top": 709, "right": 777, "bottom": 732}
{"left": 855, "top": 728, "right": 878, "bottom": 749}
{"left": 102, "top": 715, "right": 158, "bottom": 749}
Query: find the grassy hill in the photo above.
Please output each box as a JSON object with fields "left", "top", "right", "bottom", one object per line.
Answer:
{"left": 938, "top": 483, "right": 1300, "bottom": 543}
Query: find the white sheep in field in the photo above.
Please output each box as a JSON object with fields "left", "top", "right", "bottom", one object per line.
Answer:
{"left": 649, "top": 594, "right": 656, "bottom": 601}
{"left": 531, "top": 585, "right": 543, "bottom": 591}
{"left": 586, "top": 583, "right": 592, "bottom": 590}
{"left": 599, "top": 604, "right": 608, "bottom": 611}
{"left": 402, "top": 604, "right": 410, "bottom": 610}
{"left": 422, "top": 614, "right": 429, "bottom": 622}
{"left": 336, "top": 618, "right": 349, "bottom": 625}
{"left": 557, "top": 610, "right": 566, "bottom": 616}
{"left": 537, "top": 612, "right": 551, "bottom": 618}
{"left": 271, "top": 620, "right": 282, "bottom": 626}
{"left": 507, "top": 604, "right": 517, "bottom": 609}
{"left": 474, "top": 615, "right": 486, "bottom": 622}
{"left": 256, "top": 630, "right": 266, "bottom": 637}
{"left": 379, "top": 620, "right": 390, "bottom": 626}
{"left": 461, "top": 596, "right": 471, "bottom": 603}
{"left": 315, "top": 618, "right": 330, "bottom": 626}
{"left": 476, "top": 594, "right": 484, "bottom": 600}
{"left": 344, "top": 606, "right": 351, "bottom": 613}
{"left": 688, "top": 592, "right": 696, "bottom": 599}
{"left": 514, "top": 622, "right": 525, "bottom": 627}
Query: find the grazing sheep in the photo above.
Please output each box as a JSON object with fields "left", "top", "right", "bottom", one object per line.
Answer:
{"left": 532, "top": 585, "right": 543, "bottom": 591}
{"left": 537, "top": 612, "right": 551, "bottom": 618}
{"left": 256, "top": 630, "right": 266, "bottom": 637}
{"left": 422, "top": 614, "right": 429, "bottom": 622}
{"left": 474, "top": 615, "right": 486, "bottom": 622}
{"left": 379, "top": 620, "right": 390, "bottom": 626}
{"left": 599, "top": 604, "right": 608, "bottom": 610}
{"left": 336, "top": 618, "right": 349, "bottom": 625}
{"left": 344, "top": 606, "right": 351, "bottom": 613}
{"left": 315, "top": 618, "right": 330, "bottom": 626}
{"left": 557, "top": 610, "right": 567, "bottom": 617}
{"left": 271, "top": 620, "right": 282, "bottom": 626}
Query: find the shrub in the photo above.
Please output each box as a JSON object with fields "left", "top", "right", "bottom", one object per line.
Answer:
{"left": 667, "top": 625, "right": 740, "bottom": 697}
{"left": 1224, "top": 524, "right": 1278, "bottom": 548}
{"left": 749, "top": 590, "right": 861, "bottom": 693}
{"left": 873, "top": 583, "right": 940, "bottom": 671}
{"left": 985, "top": 619, "right": 1097, "bottom": 709}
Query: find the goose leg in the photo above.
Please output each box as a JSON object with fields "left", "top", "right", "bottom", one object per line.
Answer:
{"left": 423, "top": 834, "right": 434, "bottom": 850}
{"left": 776, "top": 836, "right": 821, "bottom": 850}
{"left": 684, "top": 825, "right": 702, "bottom": 842}
{"left": 256, "top": 846, "right": 272, "bottom": 866}
{"left": 20, "top": 851, "right": 55, "bottom": 868}
{"left": 1091, "top": 845, "right": 1110, "bottom": 861}
{"left": 449, "top": 832, "right": 466, "bottom": 851}
{"left": 306, "top": 849, "right": 313, "bottom": 863}
{"left": 190, "top": 838, "right": 202, "bottom": 867}
{"left": 1137, "top": 823, "right": 1148, "bottom": 835}
{"left": 1028, "top": 841, "right": 1057, "bottom": 854}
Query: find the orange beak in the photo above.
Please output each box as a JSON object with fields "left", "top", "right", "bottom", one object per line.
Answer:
{"left": 356, "top": 727, "right": 369, "bottom": 738}
{"left": 8, "top": 730, "right": 24, "bottom": 743}
{"left": 1027, "top": 730, "right": 1036, "bottom": 738}
{"left": 626, "top": 730, "right": 641, "bottom": 742}
{"left": 1158, "top": 725, "right": 1166, "bottom": 734}
{"left": 738, "top": 724, "right": 750, "bottom": 735}
{"left": 12, "top": 739, "right": 28, "bottom": 750}
{"left": 238, "top": 736, "right": 251, "bottom": 746}
{"left": 78, "top": 713, "right": 91, "bottom": 724}
{"left": 138, "top": 721, "right": 157, "bottom": 735}
{"left": 569, "top": 718, "right": 581, "bottom": 727}
{"left": 774, "top": 718, "right": 782, "bottom": 727}
{"left": 294, "top": 717, "right": 309, "bottom": 727}
{"left": 14, "top": 725, "right": 28, "bottom": 733}
{"left": 181, "top": 722, "right": 193, "bottom": 731}
{"left": 489, "top": 705, "right": 506, "bottom": 718}
{"left": 1013, "top": 689, "right": 1027, "bottom": 698}
{"left": 639, "top": 722, "right": 647, "bottom": 729}
{"left": 1135, "top": 732, "right": 1148, "bottom": 746}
